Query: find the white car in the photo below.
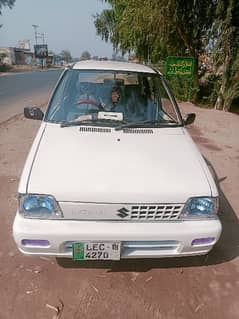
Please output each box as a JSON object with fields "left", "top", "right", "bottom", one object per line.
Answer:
{"left": 13, "top": 60, "right": 222, "bottom": 260}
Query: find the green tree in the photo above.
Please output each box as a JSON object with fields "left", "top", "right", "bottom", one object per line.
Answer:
{"left": 95, "top": 1, "right": 215, "bottom": 59}
{"left": 0, "top": 0, "right": 15, "bottom": 14}
{"left": 0, "top": 51, "right": 6, "bottom": 64}
{"left": 80, "top": 50, "right": 91, "bottom": 60}
{"left": 94, "top": 8, "right": 117, "bottom": 47}
{"left": 94, "top": 0, "right": 216, "bottom": 99}
{"left": 95, "top": 1, "right": 239, "bottom": 111}
{"left": 0, "top": 0, "right": 16, "bottom": 27}
{"left": 60, "top": 50, "right": 72, "bottom": 63}
{"left": 213, "top": 0, "right": 239, "bottom": 111}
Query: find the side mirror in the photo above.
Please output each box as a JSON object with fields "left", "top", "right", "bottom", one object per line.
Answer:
{"left": 24, "top": 107, "right": 44, "bottom": 120}
{"left": 183, "top": 113, "right": 196, "bottom": 126}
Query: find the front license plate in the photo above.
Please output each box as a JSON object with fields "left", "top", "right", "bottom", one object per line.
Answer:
{"left": 72, "top": 242, "right": 121, "bottom": 261}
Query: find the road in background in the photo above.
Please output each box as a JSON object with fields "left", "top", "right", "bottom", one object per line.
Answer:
{"left": 0, "top": 69, "right": 63, "bottom": 122}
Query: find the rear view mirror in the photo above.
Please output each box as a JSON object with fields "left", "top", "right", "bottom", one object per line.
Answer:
{"left": 183, "top": 113, "right": 196, "bottom": 126}
{"left": 24, "top": 107, "right": 44, "bottom": 120}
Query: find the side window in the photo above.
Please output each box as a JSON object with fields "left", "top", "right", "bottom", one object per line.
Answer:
{"left": 157, "top": 78, "right": 178, "bottom": 122}
{"left": 47, "top": 71, "right": 72, "bottom": 120}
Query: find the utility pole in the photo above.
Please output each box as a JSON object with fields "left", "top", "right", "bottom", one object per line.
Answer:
{"left": 41, "top": 33, "right": 45, "bottom": 44}
{"left": 32, "top": 24, "right": 39, "bottom": 67}
{"left": 32, "top": 25, "right": 48, "bottom": 69}
{"left": 32, "top": 24, "right": 39, "bottom": 45}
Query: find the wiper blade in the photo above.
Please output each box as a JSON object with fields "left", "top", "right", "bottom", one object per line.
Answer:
{"left": 61, "top": 111, "right": 127, "bottom": 128}
{"left": 115, "top": 120, "right": 177, "bottom": 131}
{"left": 61, "top": 120, "right": 95, "bottom": 128}
{"left": 60, "top": 118, "right": 126, "bottom": 128}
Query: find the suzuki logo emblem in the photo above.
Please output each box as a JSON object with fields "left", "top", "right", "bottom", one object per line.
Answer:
{"left": 117, "top": 207, "right": 129, "bottom": 218}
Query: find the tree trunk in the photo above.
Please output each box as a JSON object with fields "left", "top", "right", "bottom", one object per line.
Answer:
{"left": 214, "top": 86, "right": 224, "bottom": 110}
{"left": 214, "top": 53, "right": 232, "bottom": 110}
{"left": 192, "top": 58, "right": 199, "bottom": 103}
{"left": 223, "top": 96, "right": 233, "bottom": 112}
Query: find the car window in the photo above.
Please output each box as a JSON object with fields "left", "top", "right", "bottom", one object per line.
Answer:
{"left": 46, "top": 70, "right": 71, "bottom": 120}
{"left": 151, "top": 76, "right": 179, "bottom": 122}
{"left": 45, "top": 69, "right": 181, "bottom": 126}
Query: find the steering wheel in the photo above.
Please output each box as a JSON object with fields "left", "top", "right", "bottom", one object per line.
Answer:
{"left": 75, "top": 98, "right": 104, "bottom": 110}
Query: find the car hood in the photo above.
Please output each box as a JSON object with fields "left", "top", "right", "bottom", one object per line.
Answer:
{"left": 27, "top": 124, "right": 211, "bottom": 203}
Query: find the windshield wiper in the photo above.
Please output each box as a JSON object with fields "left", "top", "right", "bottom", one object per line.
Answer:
{"left": 61, "top": 120, "right": 95, "bottom": 128}
{"left": 60, "top": 117, "right": 126, "bottom": 128}
{"left": 115, "top": 120, "right": 178, "bottom": 131}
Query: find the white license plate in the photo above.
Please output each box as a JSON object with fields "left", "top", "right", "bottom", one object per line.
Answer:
{"left": 73, "top": 242, "right": 121, "bottom": 260}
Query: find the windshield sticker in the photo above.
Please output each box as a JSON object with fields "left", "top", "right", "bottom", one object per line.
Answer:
{"left": 98, "top": 112, "right": 123, "bottom": 121}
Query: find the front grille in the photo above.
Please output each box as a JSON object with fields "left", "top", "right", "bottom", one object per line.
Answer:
{"left": 79, "top": 127, "right": 112, "bottom": 133}
{"left": 123, "top": 128, "right": 153, "bottom": 134}
{"left": 130, "top": 204, "right": 183, "bottom": 220}
{"left": 60, "top": 202, "right": 184, "bottom": 221}
{"left": 123, "top": 240, "right": 179, "bottom": 251}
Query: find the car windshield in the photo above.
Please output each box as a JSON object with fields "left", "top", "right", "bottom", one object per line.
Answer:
{"left": 45, "top": 69, "right": 182, "bottom": 127}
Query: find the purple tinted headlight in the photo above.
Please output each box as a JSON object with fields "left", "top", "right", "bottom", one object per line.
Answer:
{"left": 21, "top": 239, "right": 50, "bottom": 247}
{"left": 191, "top": 237, "right": 215, "bottom": 246}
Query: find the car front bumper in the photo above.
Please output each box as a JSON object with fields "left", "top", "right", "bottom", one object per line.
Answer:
{"left": 13, "top": 213, "right": 222, "bottom": 258}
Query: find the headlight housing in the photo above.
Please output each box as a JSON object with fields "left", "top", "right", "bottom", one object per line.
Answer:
{"left": 19, "top": 194, "right": 63, "bottom": 219}
{"left": 181, "top": 197, "right": 219, "bottom": 220}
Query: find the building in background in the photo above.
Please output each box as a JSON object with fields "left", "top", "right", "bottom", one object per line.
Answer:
{"left": 15, "top": 48, "right": 33, "bottom": 64}
{"left": 0, "top": 47, "right": 33, "bottom": 65}
{"left": 18, "top": 40, "right": 31, "bottom": 51}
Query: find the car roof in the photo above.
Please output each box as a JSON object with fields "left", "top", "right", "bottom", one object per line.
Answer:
{"left": 72, "top": 60, "right": 159, "bottom": 74}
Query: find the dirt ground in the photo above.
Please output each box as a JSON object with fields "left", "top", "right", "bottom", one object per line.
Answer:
{"left": 0, "top": 102, "right": 238, "bottom": 319}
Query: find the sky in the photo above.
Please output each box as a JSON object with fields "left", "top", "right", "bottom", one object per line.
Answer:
{"left": 0, "top": 0, "right": 113, "bottom": 58}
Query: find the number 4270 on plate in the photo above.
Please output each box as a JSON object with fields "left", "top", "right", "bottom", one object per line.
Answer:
{"left": 73, "top": 242, "right": 121, "bottom": 260}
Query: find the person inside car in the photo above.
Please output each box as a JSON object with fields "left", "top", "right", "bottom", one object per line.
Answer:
{"left": 104, "top": 86, "right": 125, "bottom": 114}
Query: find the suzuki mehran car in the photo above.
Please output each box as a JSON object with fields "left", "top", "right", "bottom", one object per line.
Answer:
{"left": 13, "top": 60, "right": 222, "bottom": 260}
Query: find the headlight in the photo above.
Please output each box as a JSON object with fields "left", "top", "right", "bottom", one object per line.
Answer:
{"left": 19, "top": 194, "right": 63, "bottom": 219}
{"left": 181, "top": 197, "right": 218, "bottom": 220}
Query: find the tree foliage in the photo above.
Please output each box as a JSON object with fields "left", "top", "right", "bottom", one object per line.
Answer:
{"left": 94, "top": 0, "right": 216, "bottom": 101}
{"left": 212, "top": 0, "right": 239, "bottom": 110}
{"left": 95, "top": 0, "right": 215, "bottom": 62}
{"left": 0, "top": 0, "right": 15, "bottom": 15}
{"left": 60, "top": 50, "right": 72, "bottom": 63}
{"left": 80, "top": 50, "right": 91, "bottom": 60}
{"left": 0, "top": 0, "right": 16, "bottom": 28}
{"left": 95, "top": 0, "right": 239, "bottom": 112}
{"left": 0, "top": 51, "right": 6, "bottom": 63}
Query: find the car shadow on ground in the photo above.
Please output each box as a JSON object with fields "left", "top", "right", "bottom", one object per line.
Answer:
{"left": 57, "top": 159, "right": 239, "bottom": 272}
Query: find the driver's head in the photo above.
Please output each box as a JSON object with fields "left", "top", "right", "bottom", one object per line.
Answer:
{"left": 111, "top": 86, "right": 121, "bottom": 104}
